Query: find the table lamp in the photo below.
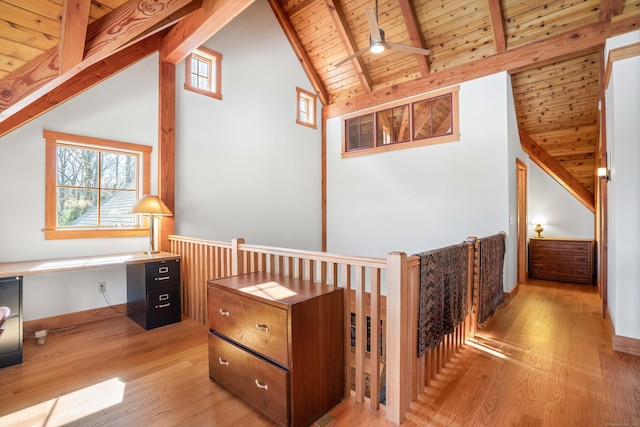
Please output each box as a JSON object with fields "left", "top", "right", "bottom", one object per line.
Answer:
{"left": 130, "top": 195, "right": 172, "bottom": 254}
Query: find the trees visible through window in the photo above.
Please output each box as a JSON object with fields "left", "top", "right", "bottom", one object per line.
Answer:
{"left": 343, "top": 87, "right": 459, "bottom": 156}
{"left": 44, "top": 131, "right": 151, "bottom": 240}
{"left": 296, "top": 87, "right": 317, "bottom": 128}
{"left": 184, "top": 46, "right": 222, "bottom": 100}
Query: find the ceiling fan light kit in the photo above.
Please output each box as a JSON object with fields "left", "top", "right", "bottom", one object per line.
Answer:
{"left": 333, "top": 1, "right": 430, "bottom": 68}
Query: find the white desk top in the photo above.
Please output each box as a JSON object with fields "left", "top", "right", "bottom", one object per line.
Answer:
{"left": 0, "top": 251, "right": 180, "bottom": 278}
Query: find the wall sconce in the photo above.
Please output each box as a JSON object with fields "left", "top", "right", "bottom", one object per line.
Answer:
{"left": 130, "top": 195, "right": 173, "bottom": 254}
{"left": 530, "top": 219, "right": 546, "bottom": 238}
{"left": 598, "top": 153, "right": 611, "bottom": 182}
{"left": 597, "top": 166, "right": 610, "bottom": 181}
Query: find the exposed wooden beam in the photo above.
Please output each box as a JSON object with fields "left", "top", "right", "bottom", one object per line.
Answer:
{"left": 84, "top": 0, "right": 196, "bottom": 57}
{"left": 0, "top": 32, "right": 166, "bottom": 138}
{"left": 58, "top": 0, "right": 91, "bottom": 74}
{"left": 487, "top": 0, "right": 506, "bottom": 53}
{"left": 0, "top": 0, "right": 197, "bottom": 117}
{"left": 600, "top": 0, "right": 624, "bottom": 21}
{"left": 158, "top": 61, "right": 176, "bottom": 253}
{"left": 324, "top": 20, "right": 611, "bottom": 119}
{"left": 266, "top": 0, "right": 329, "bottom": 106}
{"left": 159, "top": 0, "right": 255, "bottom": 64}
{"left": 520, "top": 130, "right": 595, "bottom": 213}
{"left": 398, "top": 0, "right": 429, "bottom": 76}
{"left": 323, "top": 0, "right": 372, "bottom": 93}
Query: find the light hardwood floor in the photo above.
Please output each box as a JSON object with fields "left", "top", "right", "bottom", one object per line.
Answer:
{"left": 1, "top": 280, "right": 639, "bottom": 426}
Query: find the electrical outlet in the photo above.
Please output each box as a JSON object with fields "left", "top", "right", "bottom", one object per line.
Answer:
{"left": 35, "top": 329, "right": 47, "bottom": 345}
{"left": 98, "top": 282, "right": 106, "bottom": 293}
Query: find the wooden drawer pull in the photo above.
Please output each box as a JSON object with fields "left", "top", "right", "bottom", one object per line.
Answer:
{"left": 576, "top": 257, "right": 586, "bottom": 262}
{"left": 218, "top": 357, "right": 229, "bottom": 366}
{"left": 219, "top": 309, "right": 230, "bottom": 316}
{"left": 255, "top": 379, "right": 269, "bottom": 390}
{"left": 256, "top": 324, "right": 269, "bottom": 332}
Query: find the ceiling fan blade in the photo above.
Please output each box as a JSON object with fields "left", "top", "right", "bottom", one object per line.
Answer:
{"left": 385, "top": 41, "right": 431, "bottom": 56}
{"left": 365, "top": 8, "right": 382, "bottom": 43}
{"left": 332, "top": 45, "right": 371, "bottom": 68}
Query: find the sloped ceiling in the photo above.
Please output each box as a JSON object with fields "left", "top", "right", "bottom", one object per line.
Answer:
{"left": 1, "top": 0, "right": 639, "bottom": 211}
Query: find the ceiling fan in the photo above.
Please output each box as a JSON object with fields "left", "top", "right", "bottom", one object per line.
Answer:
{"left": 332, "top": 1, "right": 431, "bottom": 68}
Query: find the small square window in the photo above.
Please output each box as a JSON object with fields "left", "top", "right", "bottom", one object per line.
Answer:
{"left": 185, "top": 46, "right": 222, "bottom": 100}
{"left": 296, "top": 87, "right": 317, "bottom": 129}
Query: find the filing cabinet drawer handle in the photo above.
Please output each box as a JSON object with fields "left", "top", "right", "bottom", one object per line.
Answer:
{"left": 255, "top": 379, "right": 269, "bottom": 390}
{"left": 219, "top": 309, "right": 230, "bottom": 316}
{"left": 218, "top": 357, "right": 229, "bottom": 366}
{"left": 155, "top": 276, "right": 170, "bottom": 281}
{"left": 159, "top": 267, "right": 169, "bottom": 274}
{"left": 159, "top": 293, "right": 169, "bottom": 301}
{"left": 156, "top": 303, "right": 170, "bottom": 308}
{"left": 256, "top": 324, "right": 269, "bottom": 332}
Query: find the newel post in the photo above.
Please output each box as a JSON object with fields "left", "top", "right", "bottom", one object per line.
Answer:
{"left": 386, "top": 251, "right": 409, "bottom": 425}
{"left": 231, "top": 238, "right": 245, "bottom": 275}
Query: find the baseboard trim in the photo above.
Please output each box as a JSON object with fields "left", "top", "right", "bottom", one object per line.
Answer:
{"left": 604, "top": 307, "right": 640, "bottom": 357}
{"left": 612, "top": 334, "right": 640, "bottom": 357}
{"left": 503, "top": 282, "right": 520, "bottom": 304}
{"left": 24, "top": 304, "right": 127, "bottom": 332}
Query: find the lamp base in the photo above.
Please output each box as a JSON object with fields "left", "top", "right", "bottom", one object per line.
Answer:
{"left": 534, "top": 224, "right": 544, "bottom": 238}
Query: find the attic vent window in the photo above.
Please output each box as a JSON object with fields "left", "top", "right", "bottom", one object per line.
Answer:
{"left": 43, "top": 130, "right": 152, "bottom": 240}
{"left": 343, "top": 86, "right": 459, "bottom": 157}
{"left": 184, "top": 46, "right": 222, "bottom": 100}
{"left": 296, "top": 87, "right": 317, "bottom": 129}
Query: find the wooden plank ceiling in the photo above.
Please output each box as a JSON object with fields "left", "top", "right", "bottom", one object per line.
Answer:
{"left": 1, "top": 0, "right": 639, "bottom": 210}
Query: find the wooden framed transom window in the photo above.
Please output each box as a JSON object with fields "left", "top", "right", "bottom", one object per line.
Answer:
{"left": 184, "top": 46, "right": 222, "bottom": 100}
{"left": 44, "top": 130, "right": 151, "bottom": 240}
{"left": 343, "top": 86, "right": 460, "bottom": 157}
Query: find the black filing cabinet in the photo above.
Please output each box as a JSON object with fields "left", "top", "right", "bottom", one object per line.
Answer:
{"left": 0, "top": 276, "right": 23, "bottom": 368}
{"left": 127, "top": 259, "right": 181, "bottom": 330}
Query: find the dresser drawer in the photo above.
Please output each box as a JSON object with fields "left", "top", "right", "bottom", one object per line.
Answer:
{"left": 209, "top": 332, "right": 288, "bottom": 426}
{"left": 208, "top": 287, "right": 288, "bottom": 366}
{"left": 145, "top": 260, "right": 180, "bottom": 291}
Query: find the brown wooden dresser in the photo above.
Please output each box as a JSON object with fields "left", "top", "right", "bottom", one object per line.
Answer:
{"left": 207, "top": 272, "right": 344, "bottom": 427}
{"left": 529, "top": 238, "right": 595, "bottom": 285}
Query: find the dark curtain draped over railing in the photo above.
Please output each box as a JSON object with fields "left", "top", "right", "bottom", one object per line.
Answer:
{"left": 477, "top": 233, "right": 506, "bottom": 324}
{"left": 416, "top": 242, "right": 469, "bottom": 357}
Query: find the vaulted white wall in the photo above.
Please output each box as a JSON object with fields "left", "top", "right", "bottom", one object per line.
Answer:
{"left": 174, "top": 0, "right": 322, "bottom": 250}
{"left": 605, "top": 30, "right": 640, "bottom": 340}
{"left": 325, "top": 72, "right": 518, "bottom": 290}
{"left": 0, "top": 54, "right": 160, "bottom": 320}
{"left": 528, "top": 163, "right": 594, "bottom": 239}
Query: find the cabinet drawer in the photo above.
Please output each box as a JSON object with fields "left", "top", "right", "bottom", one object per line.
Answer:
{"left": 530, "top": 251, "right": 590, "bottom": 265}
{"left": 209, "top": 332, "right": 288, "bottom": 426}
{"left": 208, "top": 287, "right": 288, "bottom": 366}
{"left": 146, "top": 260, "right": 180, "bottom": 291}
{"left": 530, "top": 240, "right": 590, "bottom": 252}
{"left": 148, "top": 288, "right": 181, "bottom": 317}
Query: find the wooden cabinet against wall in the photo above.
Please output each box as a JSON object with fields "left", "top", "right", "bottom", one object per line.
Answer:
{"left": 529, "top": 238, "right": 595, "bottom": 285}
{"left": 207, "top": 272, "right": 344, "bottom": 427}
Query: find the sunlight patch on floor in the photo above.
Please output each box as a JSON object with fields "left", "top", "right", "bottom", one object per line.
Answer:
{"left": 466, "top": 338, "right": 509, "bottom": 360}
{"left": 0, "top": 377, "right": 126, "bottom": 427}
